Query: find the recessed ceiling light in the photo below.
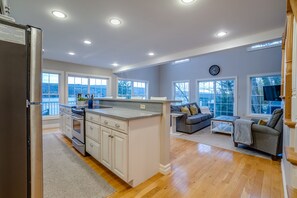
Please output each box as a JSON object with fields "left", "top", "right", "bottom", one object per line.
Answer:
{"left": 112, "top": 62, "right": 119, "bottom": 67}
{"left": 216, "top": 31, "right": 228, "bottom": 38}
{"left": 83, "top": 40, "right": 92, "bottom": 45}
{"left": 110, "top": 18, "right": 122, "bottom": 25}
{"left": 148, "top": 52, "right": 155, "bottom": 56}
{"left": 52, "top": 10, "right": 67, "bottom": 19}
{"left": 68, "top": 52, "right": 75, "bottom": 56}
{"left": 181, "top": 0, "right": 196, "bottom": 4}
{"left": 42, "top": 49, "right": 45, "bottom": 52}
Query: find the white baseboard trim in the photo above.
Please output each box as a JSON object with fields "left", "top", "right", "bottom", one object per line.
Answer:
{"left": 159, "top": 163, "right": 171, "bottom": 175}
{"left": 43, "top": 123, "right": 59, "bottom": 130}
{"left": 281, "top": 159, "right": 288, "bottom": 198}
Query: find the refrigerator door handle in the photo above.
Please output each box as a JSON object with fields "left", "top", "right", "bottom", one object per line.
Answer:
{"left": 29, "top": 27, "right": 42, "bottom": 103}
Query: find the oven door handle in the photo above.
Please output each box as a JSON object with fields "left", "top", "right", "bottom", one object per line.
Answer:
{"left": 72, "top": 116, "right": 83, "bottom": 120}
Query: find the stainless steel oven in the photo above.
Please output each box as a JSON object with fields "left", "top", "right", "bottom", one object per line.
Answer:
{"left": 71, "top": 108, "right": 86, "bottom": 156}
{"left": 72, "top": 113, "right": 84, "bottom": 143}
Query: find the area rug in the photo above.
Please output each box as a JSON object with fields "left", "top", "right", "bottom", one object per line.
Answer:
{"left": 43, "top": 133, "right": 115, "bottom": 198}
{"left": 171, "top": 127, "right": 271, "bottom": 159}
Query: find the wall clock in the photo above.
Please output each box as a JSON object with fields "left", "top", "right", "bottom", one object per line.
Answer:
{"left": 209, "top": 65, "right": 220, "bottom": 76}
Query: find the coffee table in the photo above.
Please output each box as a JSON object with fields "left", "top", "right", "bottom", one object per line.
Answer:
{"left": 211, "top": 115, "right": 240, "bottom": 134}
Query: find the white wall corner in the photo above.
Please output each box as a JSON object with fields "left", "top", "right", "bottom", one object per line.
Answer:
{"left": 281, "top": 159, "right": 288, "bottom": 198}
{"left": 159, "top": 163, "right": 171, "bottom": 175}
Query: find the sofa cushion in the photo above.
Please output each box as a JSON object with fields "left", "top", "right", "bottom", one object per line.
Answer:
{"left": 274, "top": 114, "right": 283, "bottom": 132}
{"left": 189, "top": 104, "right": 198, "bottom": 115}
{"left": 266, "top": 109, "right": 283, "bottom": 128}
{"left": 186, "top": 114, "right": 209, "bottom": 124}
{"left": 181, "top": 106, "right": 191, "bottom": 116}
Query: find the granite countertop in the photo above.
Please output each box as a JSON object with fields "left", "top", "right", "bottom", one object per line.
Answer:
{"left": 85, "top": 107, "right": 161, "bottom": 121}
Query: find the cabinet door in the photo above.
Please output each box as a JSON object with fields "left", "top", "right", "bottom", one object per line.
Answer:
{"left": 112, "top": 130, "right": 128, "bottom": 181}
{"left": 59, "top": 114, "right": 64, "bottom": 133}
{"left": 101, "top": 126, "right": 112, "bottom": 170}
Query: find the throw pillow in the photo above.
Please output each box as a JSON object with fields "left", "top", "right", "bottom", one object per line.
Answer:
{"left": 181, "top": 106, "right": 191, "bottom": 116}
{"left": 189, "top": 104, "right": 198, "bottom": 115}
{"left": 258, "top": 119, "right": 268, "bottom": 125}
{"left": 266, "top": 109, "right": 283, "bottom": 128}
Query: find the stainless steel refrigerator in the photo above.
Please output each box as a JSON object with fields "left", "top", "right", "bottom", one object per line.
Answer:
{"left": 0, "top": 19, "right": 43, "bottom": 198}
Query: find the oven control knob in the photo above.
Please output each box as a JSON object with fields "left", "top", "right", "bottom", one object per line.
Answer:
{"left": 115, "top": 124, "right": 120, "bottom": 128}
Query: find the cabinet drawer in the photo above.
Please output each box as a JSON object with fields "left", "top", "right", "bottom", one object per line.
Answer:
{"left": 86, "top": 113, "right": 100, "bottom": 124}
{"left": 86, "top": 137, "right": 101, "bottom": 162}
{"left": 86, "top": 121, "right": 101, "bottom": 143}
{"left": 65, "top": 115, "right": 72, "bottom": 126}
{"left": 101, "top": 116, "right": 128, "bottom": 133}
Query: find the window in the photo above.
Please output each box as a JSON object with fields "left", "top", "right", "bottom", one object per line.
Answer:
{"left": 117, "top": 79, "right": 148, "bottom": 99}
{"left": 250, "top": 74, "right": 281, "bottom": 115}
{"left": 198, "top": 79, "right": 235, "bottom": 117}
{"left": 67, "top": 75, "right": 109, "bottom": 104}
{"left": 42, "top": 72, "right": 60, "bottom": 116}
{"left": 173, "top": 81, "right": 189, "bottom": 104}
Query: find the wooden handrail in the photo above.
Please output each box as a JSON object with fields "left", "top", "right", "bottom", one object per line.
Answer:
{"left": 285, "top": 12, "right": 294, "bottom": 120}
{"left": 290, "top": 0, "right": 297, "bottom": 20}
{"left": 285, "top": 119, "right": 297, "bottom": 128}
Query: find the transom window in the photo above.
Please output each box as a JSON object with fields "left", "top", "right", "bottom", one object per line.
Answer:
{"left": 117, "top": 79, "right": 148, "bottom": 99}
{"left": 42, "top": 72, "right": 60, "bottom": 116}
{"left": 198, "top": 79, "right": 235, "bottom": 117}
{"left": 68, "top": 75, "right": 109, "bottom": 104}
{"left": 173, "top": 81, "right": 189, "bottom": 104}
{"left": 249, "top": 74, "right": 281, "bottom": 115}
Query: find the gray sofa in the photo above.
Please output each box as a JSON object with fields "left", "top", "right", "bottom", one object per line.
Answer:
{"left": 171, "top": 102, "right": 213, "bottom": 133}
{"left": 233, "top": 109, "right": 283, "bottom": 160}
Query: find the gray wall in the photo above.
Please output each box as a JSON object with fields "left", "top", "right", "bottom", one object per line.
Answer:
{"left": 114, "top": 66, "right": 160, "bottom": 98}
{"left": 159, "top": 45, "right": 282, "bottom": 117}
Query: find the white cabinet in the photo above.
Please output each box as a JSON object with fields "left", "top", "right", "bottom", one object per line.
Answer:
{"left": 101, "top": 126, "right": 112, "bottom": 169}
{"left": 101, "top": 126, "right": 128, "bottom": 181}
{"left": 85, "top": 111, "right": 160, "bottom": 187}
{"left": 59, "top": 106, "right": 72, "bottom": 139}
{"left": 112, "top": 130, "right": 128, "bottom": 180}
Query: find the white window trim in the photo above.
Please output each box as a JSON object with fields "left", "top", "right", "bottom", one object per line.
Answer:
{"left": 172, "top": 80, "right": 190, "bottom": 103}
{"left": 66, "top": 72, "right": 112, "bottom": 103}
{"left": 116, "top": 77, "right": 149, "bottom": 99}
{"left": 42, "top": 69, "right": 64, "bottom": 120}
{"left": 196, "top": 76, "right": 238, "bottom": 116}
{"left": 247, "top": 72, "right": 281, "bottom": 117}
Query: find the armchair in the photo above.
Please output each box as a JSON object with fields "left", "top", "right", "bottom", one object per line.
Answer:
{"left": 234, "top": 109, "right": 283, "bottom": 160}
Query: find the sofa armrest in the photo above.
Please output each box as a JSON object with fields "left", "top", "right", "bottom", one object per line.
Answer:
{"left": 251, "top": 124, "right": 281, "bottom": 136}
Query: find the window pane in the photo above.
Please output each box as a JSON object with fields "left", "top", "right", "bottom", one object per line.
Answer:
{"left": 42, "top": 73, "right": 59, "bottom": 116}
{"left": 250, "top": 75, "right": 281, "bottom": 115}
{"left": 174, "top": 81, "right": 189, "bottom": 104}
{"left": 198, "top": 80, "right": 235, "bottom": 117}
{"left": 118, "top": 80, "right": 147, "bottom": 99}
{"left": 90, "top": 77, "right": 108, "bottom": 97}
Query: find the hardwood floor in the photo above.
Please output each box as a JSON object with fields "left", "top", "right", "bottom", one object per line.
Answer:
{"left": 46, "top": 129, "right": 284, "bottom": 198}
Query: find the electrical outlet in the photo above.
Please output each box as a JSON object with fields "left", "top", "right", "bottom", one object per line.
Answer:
{"left": 140, "top": 104, "right": 146, "bottom": 109}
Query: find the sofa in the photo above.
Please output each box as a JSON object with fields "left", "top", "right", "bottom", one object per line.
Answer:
{"left": 171, "top": 102, "right": 213, "bottom": 133}
{"left": 233, "top": 108, "right": 283, "bottom": 160}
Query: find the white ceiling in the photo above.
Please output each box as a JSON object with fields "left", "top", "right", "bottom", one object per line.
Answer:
{"left": 10, "top": 0, "right": 285, "bottom": 72}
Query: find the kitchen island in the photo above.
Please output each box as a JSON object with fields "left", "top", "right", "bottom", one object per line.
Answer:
{"left": 59, "top": 98, "right": 177, "bottom": 187}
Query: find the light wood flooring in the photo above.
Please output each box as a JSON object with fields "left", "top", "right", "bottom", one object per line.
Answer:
{"left": 46, "top": 129, "right": 284, "bottom": 198}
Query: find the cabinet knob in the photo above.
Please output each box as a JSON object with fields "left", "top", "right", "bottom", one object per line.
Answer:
{"left": 90, "top": 143, "right": 93, "bottom": 147}
{"left": 115, "top": 124, "right": 120, "bottom": 128}
{"left": 90, "top": 117, "right": 93, "bottom": 120}
{"left": 90, "top": 127, "right": 93, "bottom": 130}
{"left": 104, "top": 121, "right": 108, "bottom": 125}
